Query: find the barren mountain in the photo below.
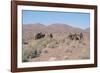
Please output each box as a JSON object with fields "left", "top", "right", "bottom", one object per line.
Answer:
{"left": 44, "top": 23, "right": 84, "bottom": 33}
{"left": 22, "top": 23, "right": 89, "bottom": 42}
{"left": 23, "top": 23, "right": 45, "bottom": 41}
{"left": 23, "top": 23, "right": 45, "bottom": 32}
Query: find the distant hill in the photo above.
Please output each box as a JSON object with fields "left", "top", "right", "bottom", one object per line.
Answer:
{"left": 23, "top": 23, "right": 45, "bottom": 41}
{"left": 23, "top": 23, "right": 45, "bottom": 33}
{"left": 22, "top": 23, "right": 89, "bottom": 41}
{"left": 85, "top": 27, "right": 90, "bottom": 32}
{"left": 44, "top": 23, "right": 84, "bottom": 33}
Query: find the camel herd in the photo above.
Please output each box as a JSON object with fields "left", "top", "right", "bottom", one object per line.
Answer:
{"left": 34, "top": 32, "right": 83, "bottom": 40}
{"left": 23, "top": 32, "right": 84, "bottom": 45}
{"left": 34, "top": 32, "right": 53, "bottom": 40}
{"left": 68, "top": 32, "right": 83, "bottom": 40}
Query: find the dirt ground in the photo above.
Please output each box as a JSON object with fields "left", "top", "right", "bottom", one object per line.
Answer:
{"left": 22, "top": 32, "right": 90, "bottom": 62}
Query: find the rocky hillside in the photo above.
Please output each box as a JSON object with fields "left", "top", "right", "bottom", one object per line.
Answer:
{"left": 22, "top": 23, "right": 88, "bottom": 42}
{"left": 22, "top": 23, "right": 90, "bottom": 62}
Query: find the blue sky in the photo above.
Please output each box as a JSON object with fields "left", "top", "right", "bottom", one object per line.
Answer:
{"left": 22, "top": 10, "right": 90, "bottom": 29}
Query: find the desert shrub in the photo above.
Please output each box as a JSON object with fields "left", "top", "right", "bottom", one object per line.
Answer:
{"left": 31, "top": 37, "right": 56, "bottom": 49}
{"left": 23, "top": 59, "right": 29, "bottom": 62}
{"left": 71, "top": 45, "right": 76, "bottom": 48}
{"left": 83, "top": 42, "right": 86, "bottom": 45}
{"left": 22, "top": 56, "right": 29, "bottom": 62}
{"left": 23, "top": 37, "right": 58, "bottom": 61}
{"left": 55, "top": 41, "right": 59, "bottom": 44}
{"left": 30, "top": 38, "right": 52, "bottom": 49}
{"left": 80, "top": 51, "right": 90, "bottom": 59}
{"left": 29, "top": 49, "right": 41, "bottom": 58}
{"left": 44, "top": 50, "right": 48, "bottom": 53}
{"left": 78, "top": 40, "right": 82, "bottom": 43}
{"left": 22, "top": 48, "right": 42, "bottom": 62}
{"left": 65, "top": 49, "right": 72, "bottom": 53}
{"left": 60, "top": 39, "right": 65, "bottom": 43}
{"left": 80, "top": 56, "right": 90, "bottom": 59}
{"left": 22, "top": 49, "right": 30, "bottom": 62}
{"left": 66, "top": 42, "right": 70, "bottom": 45}
{"left": 64, "top": 56, "right": 69, "bottom": 60}
{"left": 48, "top": 40, "right": 59, "bottom": 48}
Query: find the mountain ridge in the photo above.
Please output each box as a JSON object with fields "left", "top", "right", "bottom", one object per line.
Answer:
{"left": 22, "top": 23, "right": 90, "bottom": 41}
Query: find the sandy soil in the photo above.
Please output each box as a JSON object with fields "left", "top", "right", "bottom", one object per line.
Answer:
{"left": 22, "top": 32, "right": 90, "bottom": 62}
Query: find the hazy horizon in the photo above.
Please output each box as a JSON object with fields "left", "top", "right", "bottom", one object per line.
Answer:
{"left": 22, "top": 10, "right": 90, "bottom": 29}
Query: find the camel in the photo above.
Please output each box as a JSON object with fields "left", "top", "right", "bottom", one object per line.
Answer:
{"left": 68, "top": 32, "right": 83, "bottom": 41}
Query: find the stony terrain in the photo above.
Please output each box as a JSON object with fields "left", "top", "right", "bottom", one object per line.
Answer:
{"left": 22, "top": 23, "right": 90, "bottom": 62}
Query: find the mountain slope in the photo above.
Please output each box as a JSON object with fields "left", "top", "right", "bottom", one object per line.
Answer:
{"left": 22, "top": 23, "right": 89, "bottom": 41}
